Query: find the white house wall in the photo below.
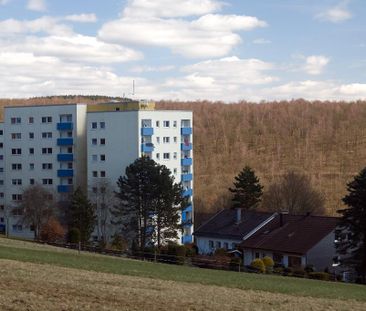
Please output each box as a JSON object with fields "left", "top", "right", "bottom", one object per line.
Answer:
{"left": 306, "top": 231, "right": 336, "bottom": 271}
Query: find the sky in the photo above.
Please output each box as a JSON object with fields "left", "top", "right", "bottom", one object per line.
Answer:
{"left": 0, "top": 0, "right": 365, "bottom": 101}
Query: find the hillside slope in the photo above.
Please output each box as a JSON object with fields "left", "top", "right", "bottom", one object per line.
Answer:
{"left": 1, "top": 97, "right": 365, "bottom": 217}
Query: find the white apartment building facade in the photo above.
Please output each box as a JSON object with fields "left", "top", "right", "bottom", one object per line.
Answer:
{"left": 1, "top": 100, "right": 194, "bottom": 244}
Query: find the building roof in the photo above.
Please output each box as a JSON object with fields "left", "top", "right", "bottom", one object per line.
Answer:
{"left": 194, "top": 209, "right": 274, "bottom": 240}
{"left": 240, "top": 214, "right": 339, "bottom": 255}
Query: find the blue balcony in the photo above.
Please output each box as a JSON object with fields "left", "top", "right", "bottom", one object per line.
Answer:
{"left": 182, "top": 188, "right": 192, "bottom": 197}
{"left": 183, "top": 205, "right": 192, "bottom": 213}
{"left": 181, "top": 158, "right": 192, "bottom": 166}
{"left": 57, "top": 122, "right": 73, "bottom": 131}
{"left": 141, "top": 143, "right": 154, "bottom": 153}
{"left": 182, "top": 234, "right": 193, "bottom": 244}
{"left": 57, "top": 138, "right": 73, "bottom": 146}
{"left": 57, "top": 185, "right": 73, "bottom": 193}
{"left": 181, "top": 143, "right": 192, "bottom": 151}
{"left": 181, "top": 173, "right": 193, "bottom": 182}
{"left": 57, "top": 154, "right": 74, "bottom": 162}
{"left": 181, "top": 127, "right": 192, "bottom": 135}
{"left": 57, "top": 169, "right": 74, "bottom": 177}
{"left": 141, "top": 127, "right": 154, "bottom": 136}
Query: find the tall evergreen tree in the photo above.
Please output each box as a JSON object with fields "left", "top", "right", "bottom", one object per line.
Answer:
{"left": 337, "top": 167, "right": 366, "bottom": 283}
{"left": 68, "top": 187, "right": 96, "bottom": 243}
{"left": 229, "top": 166, "right": 263, "bottom": 210}
{"left": 112, "top": 156, "right": 186, "bottom": 249}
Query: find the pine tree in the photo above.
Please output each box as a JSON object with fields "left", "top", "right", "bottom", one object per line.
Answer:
{"left": 68, "top": 187, "right": 96, "bottom": 243}
{"left": 229, "top": 166, "right": 263, "bottom": 210}
{"left": 337, "top": 167, "right": 366, "bottom": 283}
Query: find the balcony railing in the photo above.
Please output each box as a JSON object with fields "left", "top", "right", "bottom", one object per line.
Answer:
{"left": 57, "top": 154, "right": 74, "bottom": 162}
{"left": 181, "top": 143, "right": 192, "bottom": 151}
{"left": 57, "top": 185, "right": 74, "bottom": 193}
{"left": 182, "top": 188, "right": 192, "bottom": 197}
{"left": 181, "top": 173, "right": 193, "bottom": 182}
{"left": 181, "top": 158, "right": 192, "bottom": 166}
{"left": 57, "top": 169, "right": 74, "bottom": 177}
{"left": 57, "top": 138, "right": 73, "bottom": 146}
{"left": 141, "top": 127, "right": 154, "bottom": 136}
{"left": 182, "top": 234, "right": 193, "bottom": 244}
{"left": 183, "top": 205, "right": 192, "bottom": 213}
{"left": 141, "top": 143, "right": 154, "bottom": 153}
{"left": 57, "top": 122, "right": 73, "bottom": 131}
{"left": 181, "top": 127, "right": 192, "bottom": 135}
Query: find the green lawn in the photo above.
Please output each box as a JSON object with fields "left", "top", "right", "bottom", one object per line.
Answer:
{"left": 0, "top": 236, "right": 365, "bottom": 302}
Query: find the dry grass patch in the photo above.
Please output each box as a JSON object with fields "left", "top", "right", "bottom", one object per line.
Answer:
{"left": 0, "top": 259, "right": 365, "bottom": 311}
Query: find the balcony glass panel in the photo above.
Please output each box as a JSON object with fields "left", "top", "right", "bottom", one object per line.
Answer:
{"left": 57, "top": 138, "right": 73, "bottom": 146}
{"left": 181, "top": 158, "right": 192, "bottom": 166}
{"left": 57, "top": 154, "right": 74, "bottom": 161}
{"left": 57, "top": 169, "right": 74, "bottom": 177}
{"left": 57, "top": 122, "right": 73, "bottom": 131}
{"left": 57, "top": 185, "right": 73, "bottom": 193}
{"left": 181, "top": 127, "right": 192, "bottom": 135}
{"left": 181, "top": 143, "right": 192, "bottom": 151}
{"left": 141, "top": 127, "right": 154, "bottom": 136}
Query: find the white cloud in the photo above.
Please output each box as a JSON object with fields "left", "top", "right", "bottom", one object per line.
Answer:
{"left": 64, "top": 13, "right": 98, "bottom": 23}
{"left": 304, "top": 55, "right": 329, "bottom": 75}
{"left": 0, "top": 0, "right": 10, "bottom": 5}
{"left": 122, "top": 0, "right": 223, "bottom": 18}
{"left": 27, "top": 0, "right": 46, "bottom": 12}
{"left": 130, "top": 65, "right": 175, "bottom": 73}
{"left": 252, "top": 38, "right": 271, "bottom": 45}
{"left": 316, "top": 1, "right": 352, "bottom": 23}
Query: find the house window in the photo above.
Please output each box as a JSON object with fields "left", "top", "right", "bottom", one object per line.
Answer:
{"left": 0, "top": 130, "right": 2, "bottom": 135}
{"left": 209, "top": 240, "right": 214, "bottom": 249}
{"left": 100, "top": 122, "right": 105, "bottom": 129}
{"left": 173, "top": 136, "right": 177, "bottom": 143}
{"left": 100, "top": 138, "right": 106, "bottom": 145}
{"left": 0, "top": 143, "right": 3, "bottom": 148}
{"left": 30, "top": 179, "right": 35, "bottom": 185}
{"left": 42, "top": 132, "right": 52, "bottom": 138}
{"left": 92, "top": 155, "right": 97, "bottom": 162}
{"left": 92, "top": 171, "right": 98, "bottom": 177}
{"left": 67, "top": 131, "right": 73, "bottom": 138}
{"left": 273, "top": 253, "right": 283, "bottom": 264}
{"left": 42, "top": 163, "right": 52, "bottom": 170}
{"left": 163, "top": 153, "right": 170, "bottom": 160}
{"left": 223, "top": 242, "right": 229, "bottom": 250}
{"left": 29, "top": 132, "right": 34, "bottom": 139}
{"left": 67, "top": 147, "right": 73, "bottom": 153}
{"left": 0, "top": 180, "right": 3, "bottom": 185}
{"left": 215, "top": 241, "right": 221, "bottom": 249}
{"left": 42, "top": 148, "right": 52, "bottom": 154}
{"left": 11, "top": 179, "right": 22, "bottom": 185}
{"left": 91, "top": 122, "right": 97, "bottom": 129}
{"left": 42, "top": 179, "right": 53, "bottom": 185}
{"left": 12, "top": 224, "right": 22, "bottom": 231}
{"left": 163, "top": 137, "right": 170, "bottom": 143}
{"left": 11, "top": 163, "right": 22, "bottom": 170}
{"left": 100, "top": 154, "right": 106, "bottom": 161}
{"left": 173, "top": 168, "right": 177, "bottom": 174}
{"left": 100, "top": 171, "right": 106, "bottom": 177}
{"left": 0, "top": 155, "right": 3, "bottom": 160}
{"left": 42, "top": 116, "right": 52, "bottom": 123}
{"left": 163, "top": 120, "right": 170, "bottom": 127}
{"left": 255, "top": 252, "right": 260, "bottom": 259}
{"left": 173, "top": 121, "right": 177, "bottom": 127}
{"left": 156, "top": 153, "right": 160, "bottom": 160}
{"left": 11, "top": 117, "right": 21, "bottom": 124}
{"left": 288, "top": 256, "right": 302, "bottom": 268}
{"left": 29, "top": 148, "right": 34, "bottom": 155}
{"left": 67, "top": 162, "right": 73, "bottom": 169}
{"left": 11, "top": 148, "right": 22, "bottom": 155}
{"left": 67, "top": 178, "right": 73, "bottom": 185}
{"left": 12, "top": 194, "right": 22, "bottom": 201}
{"left": 29, "top": 163, "right": 34, "bottom": 170}
{"left": 11, "top": 133, "right": 21, "bottom": 139}
{"left": 156, "top": 121, "right": 160, "bottom": 127}
{"left": 173, "top": 152, "right": 177, "bottom": 159}
{"left": 29, "top": 117, "right": 34, "bottom": 124}
{"left": 156, "top": 137, "right": 160, "bottom": 144}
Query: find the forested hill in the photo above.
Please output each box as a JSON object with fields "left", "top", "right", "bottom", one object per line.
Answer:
{"left": 1, "top": 96, "right": 366, "bottom": 216}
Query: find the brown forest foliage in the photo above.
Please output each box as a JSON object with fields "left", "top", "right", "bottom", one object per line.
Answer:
{"left": 1, "top": 96, "right": 366, "bottom": 219}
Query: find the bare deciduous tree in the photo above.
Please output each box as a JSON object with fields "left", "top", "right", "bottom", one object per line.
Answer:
{"left": 16, "top": 184, "right": 55, "bottom": 239}
{"left": 262, "top": 170, "right": 325, "bottom": 215}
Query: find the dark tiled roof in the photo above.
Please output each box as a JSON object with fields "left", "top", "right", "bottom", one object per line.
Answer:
{"left": 240, "top": 214, "right": 339, "bottom": 255}
{"left": 194, "top": 209, "right": 274, "bottom": 240}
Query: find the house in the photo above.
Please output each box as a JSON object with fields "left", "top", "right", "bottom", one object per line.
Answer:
{"left": 194, "top": 208, "right": 339, "bottom": 271}
{"left": 194, "top": 208, "right": 276, "bottom": 254}
{"left": 240, "top": 213, "right": 339, "bottom": 271}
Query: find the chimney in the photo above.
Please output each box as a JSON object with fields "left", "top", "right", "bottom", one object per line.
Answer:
{"left": 280, "top": 210, "right": 289, "bottom": 227}
{"left": 235, "top": 208, "right": 242, "bottom": 224}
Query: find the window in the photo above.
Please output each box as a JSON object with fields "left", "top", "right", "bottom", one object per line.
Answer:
{"left": 0, "top": 205, "right": 3, "bottom": 210}
{"left": 92, "top": 138, "right": 97, "bottom": 145}
{"left": 100, "top": 154, "right": 106, "bottom": 161}
{"left": 100, "top": 122, "right": 105, "bottom": 129}
{"left": 67, "top": 162, "right": 73, "bottom": 169}
{"left": 100, "top": 171, "right": 106, "bottom": 177}
{"left": 0, "top": 130, "right": 3, "bottom": 135}
{"left": 92, "top": 187, "right": 97, "bottom": 193}
{"left": 163, "top": 153, "right": 170, "bottom": 160}
{"left": 11, "top": 133, "right": 21, "bottom": 139}
{"left": 215, "top": 241, "right": 221, "bottom": 249}
{"left": 288, "top": 256, "right": 302, "bottom": 268}
{"left": 42, "top": 163, "right": 52, "bottom": 170}
{"left": 92, "top": 155, "right": 97, "bottom": 162}
{"left": 12, "top": 179, "right": 22, "bottom": 185}
{"left": 0, "top": 168, "right": 3, "bottom": 173}
{"left": 30, "top": 179, "right": 35, "bottom": 185}
{"left": 11, "top": 148, "right": 22, "bottom": 155}
{"left": 173, "top": 120, "right": 177, "bottom": 127}
{"left": 173, "top": 136, "right": 177, "bottom": 143}
{"left": 42, "top": 179, "right": 53, "bottom": 185}
{"left": 29, "top": 132, "right": 34, "bottom": 139}
{"left": 0, "top": 180, "right": 3, "bottom": 185}
{"left": 209, "top": 240, "right": 214, "bottom": 249}
{"left": 156, "top": 153, "right": 160, "bottom": 160}
{"left": 0, "top": 143, "right": 3, "bottom": 148}
{"left": 0, "top": 193, "right": 3, "bottom": 198}
{"left": 42, "top": 148, "right": 52, "bottom": 154}
{"left": 42, "top": 132, "right": 52, "bottom": 138}
{"left": 67, "top": 147, "right": 73, "bottom": 153}
{"left": 156, "top": 137, "right": 160, "bottom": 144}
{"left": 173, "top": 168, "right": 177, "bottom": 174}
{"left": 156, "top": 121, "right": 160, "bottom": 127}
{"left": 29, "top": 117, "right": 34, "bottom": 124}
{"left": 173, "top": 152, "right": 177, "bottom": 159}
{"left": 12, "top": 194, "right": 22, "bottom": 201}
{"left": 11, "top": 163, "right": 22, "bottom": 170}
{"left": 67, "top": 131, "right": 73, "bottom": 138}
{"left": 29, "top": 163, "right": 34, "bottom": 170}
{"left": 67, "top": 178, "right": 73, "bottom": 185}
{"left": 163, "top": 137, "right": 170, "bottom": 143}
{"left": 0, "top": 155, "right": 3, "bottom": 160}
{"left": 163, "top": 120, "right": 170, "bottom": 127}
{"left": 42, "top": 116, "right": 52, "bottom": 123}
{"left": 100, "top": 138, "right": 106, "bottom": 145}
{"left": 12, "top": 224, "right": 22, "bottom": 231}
{"left": 255, "top": 252, "right": 260, "bottom": 259}
{"left": 29, "top": 148, "right": 34, "bottom": 155}
{"left": 223, "top": 242, "right": 229, "bottom": 250}
{"left": 91, "top": 122, "right": 97, "bottom": 129}
{"left": 92, "top": 171, "right": 98, "bottom": 177}
{"left": 11, "top": 117, "right": 21, "bottom": 124}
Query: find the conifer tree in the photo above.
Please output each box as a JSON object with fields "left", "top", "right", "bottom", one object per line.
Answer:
{"left": 229, "top": 166, "right": 263, "bottom": 210}
{"left": 337, "top": 167, "right": 366, "bottom": 283}
{"left": 68, "top": 187, "right": 96, "bottom": 243}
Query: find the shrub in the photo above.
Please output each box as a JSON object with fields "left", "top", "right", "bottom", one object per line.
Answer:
{"left": 185, "top": 244, "right": 197, "bottom": 257}
{"left": 305, "top": 264, "right": 315, "bottom": 273}
{"left": 111, "top": 235, "right": 127, "bottom": 251}
{"left": 273, "top": 266, "right": 284, "bottom": 275}
{"left": 68, "top": 227, "right": 80, "bottom": 244}
{"left": 262, "top": 256, "right": 274, "bottom": 273}
{"left": 40, "top": 217, "right": 65, "bottom": 243}
{"left": 308, "top": 272, "right": 330, "bottom": 281}
{"left": 229, "top": 257, "right": 242, "bottom": 271}
{"left": 214, "top": 248, "right": 227, "bottom": 257}
{"left": 251, "top": 258, "right": 265, "bottom": 273}
{"left": 292, "top": 268, "right": 306, "bottom": 278}
{"left": 283, "top": 267, "right": 293, "bottom": 276}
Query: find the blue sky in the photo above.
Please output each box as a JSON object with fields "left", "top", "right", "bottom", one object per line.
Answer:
{"left": 0, "top": 0, "right": 365, "bottom": 101}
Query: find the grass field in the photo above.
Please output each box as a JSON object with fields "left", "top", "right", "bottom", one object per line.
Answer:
{"left": 1, "top": 237, "right": 366, "bottom": 310}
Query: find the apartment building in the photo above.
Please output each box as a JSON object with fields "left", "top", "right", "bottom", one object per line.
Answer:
{"left": 1, "top": 100, "right": 194, "bottom": 244}
{"left": 0, "top": 122, "right": 5, "bottom": 234}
